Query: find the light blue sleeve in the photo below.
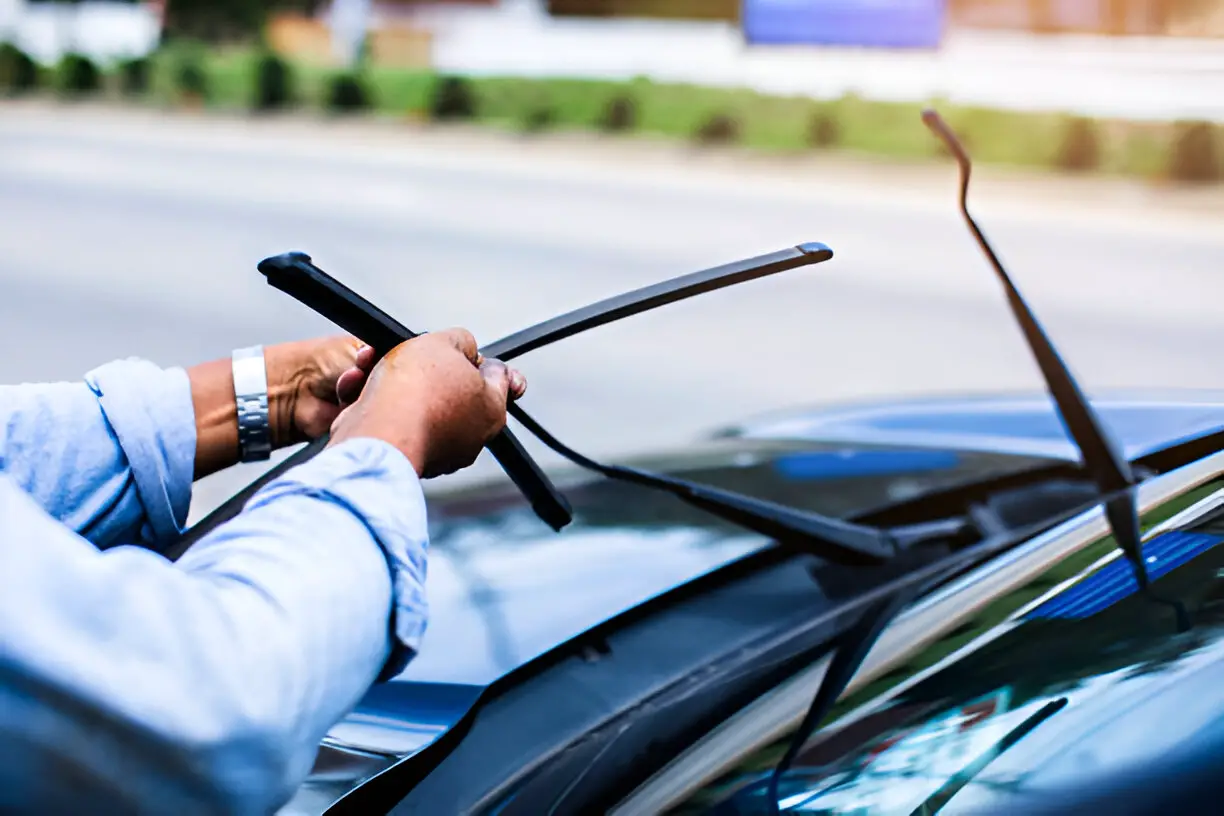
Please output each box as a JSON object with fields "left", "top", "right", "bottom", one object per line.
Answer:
{"left": 0, "top": 358, "right": 196, "bottom": 551}
{"left": 0, "top": 437, "right": 430, "bottom": 816}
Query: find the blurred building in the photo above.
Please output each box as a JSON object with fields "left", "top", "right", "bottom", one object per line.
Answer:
{"left": 0, "top": 0, "right": 161, "bottom": 63}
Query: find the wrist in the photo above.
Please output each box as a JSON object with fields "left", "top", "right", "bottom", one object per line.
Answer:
{"left": 263, "top": 342, "right": 311, "bottom": 449}
{"left": 329, "top": 412, "right": 428, "bottom": 478}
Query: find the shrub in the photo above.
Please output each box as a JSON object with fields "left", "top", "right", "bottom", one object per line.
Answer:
{"left": 1168, "top": 121, "right": 1220, "bottom": 183}
{"left": 1056, "top": 116, "right": 1101, "bottom": 172}
{"left": 0, "top": 42, "right": 38, "bottom": 94}
{"left": 694, "top": 112, "right": 741, "bottom": 145}
{"left": 599, "top": 95, "right": 636, "bottom": 132}
{"left": 430, "top": 75, "right": 475, "bottom": 120}
{"left": 253, "top": 52, "right": 293, "bottom": 111}
{"left": 118, "top": 57, "right": 150, "bottom": 96}
{"left": 808, "top": 110, "right": 840, "bottom": 148}
{"left": 55, "top": 52, "right": 101, "bottom": 96}
{"left": 176, "top": 53, "right": 207, "bottom": 102}
{"left": 520, "top": 104, "right": 553, "bottom": 133}
{"left": 326, "top": 71, "right": 368, "bottom": 112}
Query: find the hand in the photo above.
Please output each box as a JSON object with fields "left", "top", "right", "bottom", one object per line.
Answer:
{"left": 328, "top": 329, "right": 527, "bottom": 478}
{"left": 264, "top": 336, "right": 374, "bottom": 447}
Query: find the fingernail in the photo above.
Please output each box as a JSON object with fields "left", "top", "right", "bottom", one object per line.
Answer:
{"left": 510, "top": 371, "right": 526, "bottom": 393}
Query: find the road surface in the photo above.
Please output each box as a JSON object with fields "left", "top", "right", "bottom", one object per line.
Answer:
{"left": 2, "top": 102, "right": 1223, "bottom": 521}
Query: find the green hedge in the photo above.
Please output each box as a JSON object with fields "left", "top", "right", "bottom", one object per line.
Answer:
{"left": 54, "top": 53, "right": 101, "bottom": 96}
{"left": 50, "top": 46, "right": 1210, "bottom": 184}
{"left": 0, "top": 42, "right": 38, "bottom": 94}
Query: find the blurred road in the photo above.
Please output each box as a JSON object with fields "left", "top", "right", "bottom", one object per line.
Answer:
{"left": 2, "top": 102, "right": 1223, "bottom": 520}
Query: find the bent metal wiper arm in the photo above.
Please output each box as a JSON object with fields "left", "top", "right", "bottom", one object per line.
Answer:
{"left": 923, "top": 110, "right": 1188, "bottom": 631}
{"left": 763, "top": 111, "right": 1190, "bottom": 811}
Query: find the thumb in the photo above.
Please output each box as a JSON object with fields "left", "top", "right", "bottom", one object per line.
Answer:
{"left": 479, "top": 358, "right": 511, "bottom": 406}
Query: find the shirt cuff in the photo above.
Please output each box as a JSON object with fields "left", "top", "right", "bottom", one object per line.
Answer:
{"left": 85, "top": 359, "right": 196, "bottom": 547}
{"left": 246, "top": 437, "right": 429, "bottom": 679}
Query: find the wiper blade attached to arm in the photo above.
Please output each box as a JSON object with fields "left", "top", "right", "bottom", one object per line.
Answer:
{"left": 177, "top": 242, "right": 920, "bottom": 567}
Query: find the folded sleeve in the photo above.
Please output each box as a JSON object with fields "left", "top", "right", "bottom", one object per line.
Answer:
{"left": 0, "top": 358, "right": 196, "bottom": 551}
{"left": 0, "top": 437, "right": 429, "bottom": 816}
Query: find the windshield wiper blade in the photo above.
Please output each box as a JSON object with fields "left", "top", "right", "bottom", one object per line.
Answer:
{"left": 172, "top": 243, "right": 835, "bottom": 554}
{"left": 921, "top": 111, "right": 1185, "bottom": 628}
{"left": 482, "top": 242, "right": 832, "bottom": 362}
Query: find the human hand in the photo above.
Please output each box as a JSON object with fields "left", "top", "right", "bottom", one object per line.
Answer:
{"left": 264, "top": 335, "right": 374, "bottom": 447}
{"left": 327, "top": 329, "right": 528, "bottom": 478}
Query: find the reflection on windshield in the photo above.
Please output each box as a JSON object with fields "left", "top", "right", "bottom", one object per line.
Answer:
{"left": 729, "top": 688, "right": 1065, "bottom": 815}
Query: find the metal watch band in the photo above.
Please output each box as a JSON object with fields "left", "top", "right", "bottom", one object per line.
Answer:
{"left": 232, "top": 345, "right": 272, "bottom": 463}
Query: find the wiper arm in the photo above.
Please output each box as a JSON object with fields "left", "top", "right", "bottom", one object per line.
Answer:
{"left": 922, "top": 110, "right": 1187, "bottom": 630}
{"left": 763, "top": 110, "right": 1193, "bottom": 811}
{"left": 510, "top": 404, "right": 907, "bottom": 565}
{"left": 172, "top": 243, "right": 837, "bottom": 553}
{"left": 268, "top": 245, "right": 922, "bottom": 566}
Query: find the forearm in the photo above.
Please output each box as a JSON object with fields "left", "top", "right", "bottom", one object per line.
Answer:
{"left": 0, "top": 439, "right": 428, "bottom": 814}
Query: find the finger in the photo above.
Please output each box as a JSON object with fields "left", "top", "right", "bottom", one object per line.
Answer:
{"left": 507, "top": 366, "right": 527, "bottom": 401}
{"left": 479, "top": 360, "right": 511, "bottom": 430}
{"left": 437, "top": 327, "right": 480, "bottom": 366}
{"left": 336, "top": 367, "right": 367, "bottom": 405}
{"left": 355, "top": 345, "right": 376, "bottom": 372}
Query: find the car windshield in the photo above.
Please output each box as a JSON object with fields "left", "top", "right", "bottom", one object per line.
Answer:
{"left": 667, "top": 478, "right": 1224, "bottom": 815}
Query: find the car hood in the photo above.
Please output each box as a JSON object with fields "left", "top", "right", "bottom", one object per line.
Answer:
{"left": 326, "top": 390, "right": 1224, "bottom": 757}
{"left": 724, "top": 389, "right": 1224, "bottom": 462}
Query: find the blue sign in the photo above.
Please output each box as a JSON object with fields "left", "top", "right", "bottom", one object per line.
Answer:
{"left": 742, "top": 0, "right": 948, "bottom": 48}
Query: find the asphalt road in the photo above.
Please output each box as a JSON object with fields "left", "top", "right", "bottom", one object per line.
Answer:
{"left": 2, "top": 103, "right": 1223, "bottom": 521}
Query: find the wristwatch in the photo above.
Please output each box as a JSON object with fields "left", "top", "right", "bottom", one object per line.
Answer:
{"left": 232, "top": 345, "right": 272, "bottom": 462}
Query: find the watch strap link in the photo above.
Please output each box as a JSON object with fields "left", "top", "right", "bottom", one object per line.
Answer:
{"left": 232, "top": 346, "right": 272, "bottom": 463}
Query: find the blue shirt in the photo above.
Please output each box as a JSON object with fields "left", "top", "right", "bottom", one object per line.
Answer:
{"left": 0, "top": 359, "right": 430, "bottom": 815}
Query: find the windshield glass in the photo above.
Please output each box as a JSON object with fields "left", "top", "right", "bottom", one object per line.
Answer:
{"left": 668, "top": 478, "right": 1224, "bottom": 815}
{"left": 399, "top": 439, "right": 1063, "bottom": 684}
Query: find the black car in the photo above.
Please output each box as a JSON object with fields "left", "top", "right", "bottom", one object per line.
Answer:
{"left": 180, "top": 112, "right": 1224, "bottom": 815}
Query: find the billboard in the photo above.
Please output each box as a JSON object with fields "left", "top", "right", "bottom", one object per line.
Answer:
{"left": 742, "top": 0, "right": 948, "bottom": 48}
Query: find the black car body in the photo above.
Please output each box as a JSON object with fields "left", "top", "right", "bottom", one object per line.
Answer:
{"left": 270, "top": 390, "right": 1224, "bottom": 815}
